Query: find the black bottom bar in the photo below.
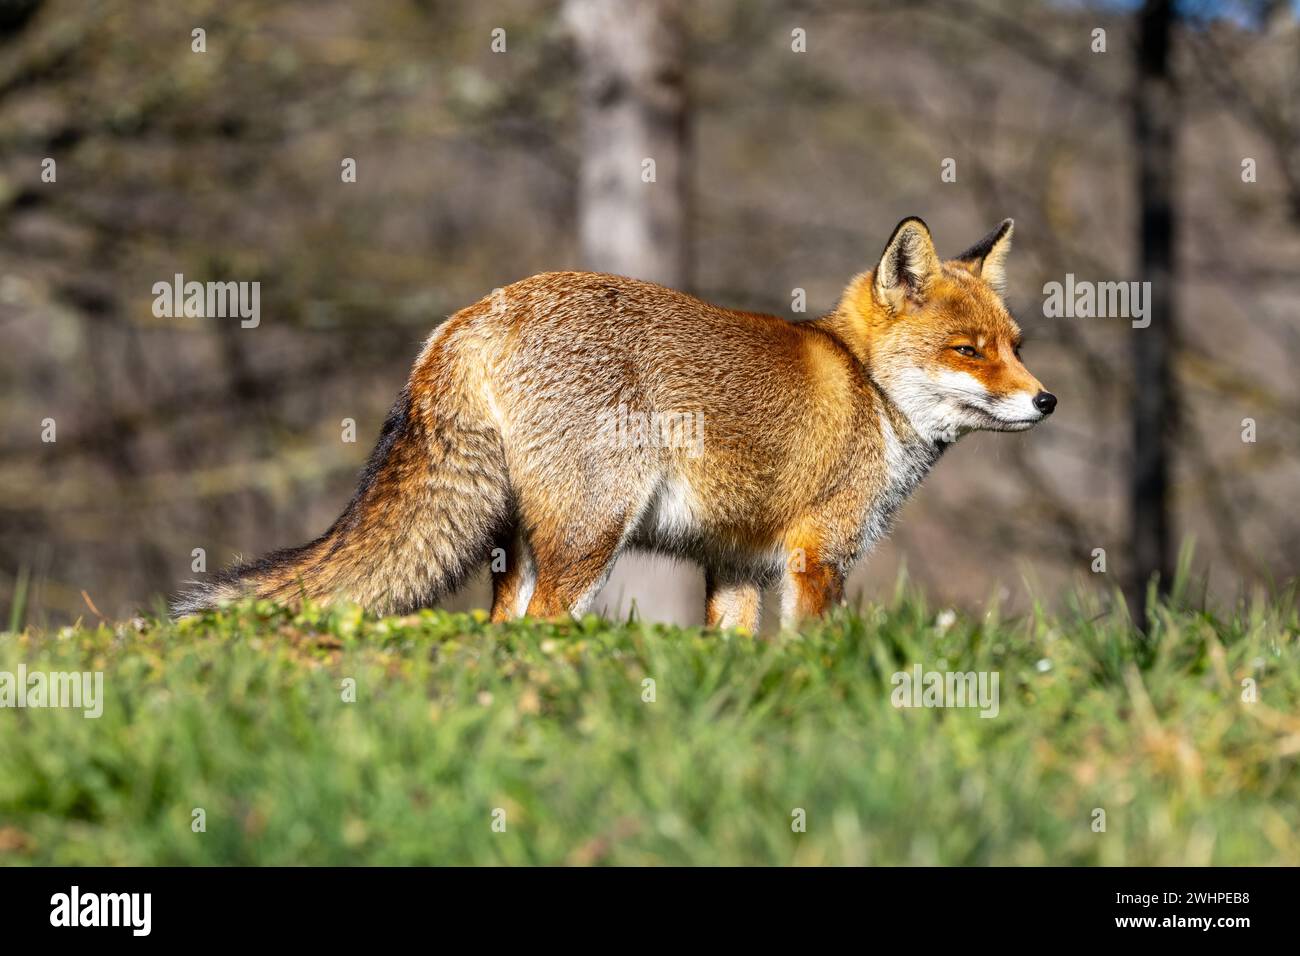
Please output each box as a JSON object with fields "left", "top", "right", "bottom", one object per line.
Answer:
{"left": 0, "top": 866, "right": 1281, "bottom": 942}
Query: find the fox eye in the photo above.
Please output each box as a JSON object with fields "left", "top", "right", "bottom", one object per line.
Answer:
{"left": 952, "top": 345, "right": 981, "bottom": 358}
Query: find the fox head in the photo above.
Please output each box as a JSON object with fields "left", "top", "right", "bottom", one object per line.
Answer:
{"left": 840, "top": 217, "right": 1056, "bottom": 445}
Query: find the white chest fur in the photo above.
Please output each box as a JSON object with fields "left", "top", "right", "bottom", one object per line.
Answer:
{"left": 856, "top": 409, "right": 941, "bottom": 559}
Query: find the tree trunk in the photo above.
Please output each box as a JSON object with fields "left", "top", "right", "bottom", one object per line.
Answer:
{"left": 565, "top": 0, "right": 690, "bottom": 287}
{"left": 1128, "top": 0, "right": 1178, "bottom": 622}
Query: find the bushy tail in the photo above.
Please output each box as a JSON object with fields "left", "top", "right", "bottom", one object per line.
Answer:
{"left": 173, "top": 330, "right": 511, "bottom": 617}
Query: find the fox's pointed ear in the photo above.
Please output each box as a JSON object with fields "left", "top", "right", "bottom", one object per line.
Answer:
{"left": 873, "top": 217, "right": 940, "bottom": 312}
{"left": 954, "top": 219, "right": 1014, "bottom": 295}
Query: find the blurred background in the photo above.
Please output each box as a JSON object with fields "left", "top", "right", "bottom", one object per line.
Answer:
{"left": 2, "top": 0, "right": 1298, "bottom": 628}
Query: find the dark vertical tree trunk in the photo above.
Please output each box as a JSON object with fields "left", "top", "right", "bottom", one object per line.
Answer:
{"left": 1128, "top": 0, "right": 1178, "bottom": 622}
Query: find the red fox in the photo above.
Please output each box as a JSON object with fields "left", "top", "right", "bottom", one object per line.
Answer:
{"left": 176, "top": 217, "right": 1055, "bottom": 630}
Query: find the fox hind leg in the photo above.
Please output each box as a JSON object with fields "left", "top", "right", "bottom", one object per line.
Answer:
{"left": 513, "top": 457, "right": 659, "bottom": 620}
{"left": 490, "top": 530, "right": 535, "bottom": 622}
{"left": 705, "top": 573, "right": 761, "bottom": 632}
{"left": 524, "top": 530, "right": 623, "bottom": 619}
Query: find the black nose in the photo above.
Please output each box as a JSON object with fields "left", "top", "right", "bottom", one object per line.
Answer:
{"left": 1033, "top": 391, "right": 1057, "bottom": 415}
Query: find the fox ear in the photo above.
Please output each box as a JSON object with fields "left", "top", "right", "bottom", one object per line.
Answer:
{"left": 873, "top": 217, "right": 940, "bottom": 312}
{"left": 954, "top": 219, "right": 1014, "bottom": 295}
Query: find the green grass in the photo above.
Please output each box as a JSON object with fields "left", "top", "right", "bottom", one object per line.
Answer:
{"left": 1, "top": 579, "right": 1298, "bottom": 865}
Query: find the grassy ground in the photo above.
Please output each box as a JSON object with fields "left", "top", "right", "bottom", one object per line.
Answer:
{"left": 1, "top": 578, "right": 1298, "bottom": 865}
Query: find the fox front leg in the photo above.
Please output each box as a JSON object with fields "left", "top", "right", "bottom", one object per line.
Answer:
{"left": 704, "top": 573, "right": 761, "bottom": 633}
{"left": 780, "top": 547, "right": 844, "bottom": 628}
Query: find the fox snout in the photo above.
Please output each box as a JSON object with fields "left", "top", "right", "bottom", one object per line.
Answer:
{"left": 1006, "top": 386, "right": 1056, "bottom": 429}
{"left": 1009, "top": 361, "right": 1056, "bottom": 425}
{"left": 977, "top": 383, "right": 1055, "bottom": 432}
{"left": 987, "top": 370, "right": 1057, "bottom": 431}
